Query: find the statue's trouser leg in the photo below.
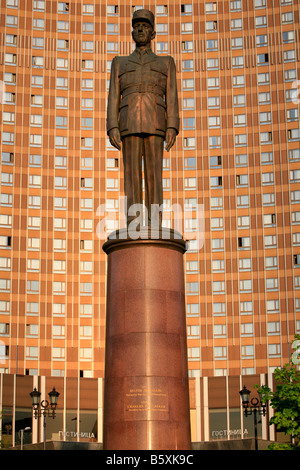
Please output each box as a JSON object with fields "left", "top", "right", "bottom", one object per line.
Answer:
{"left": 122, "top": 134, "right": 164, "bottom": 227}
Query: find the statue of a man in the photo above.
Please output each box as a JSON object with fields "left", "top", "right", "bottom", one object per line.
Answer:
{"left": 107, "top": 9, "right": 179, "bottom": 227}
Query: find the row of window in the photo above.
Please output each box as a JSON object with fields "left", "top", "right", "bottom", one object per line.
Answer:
{"left": 5, "top": 2, "right": 193, "bottom": 15}
{"left": 4, "top": 32, "right": 298, "bottom": 54}
{"left": 1, "top": 252, "right": 299, "bottom": 273}
{"left": 188, "top": 343, "right": 286, "bottom": 361}
{"left": 0, "top": 345, "right": 94, "bottom": 361}
{"left": 0, "top": 279, "right": 95, "bottom": 295}
{"left": 188, "top": 321, "right": 300, "bottom": 339}
{"left": 1, "top": 297, "right": 299, "bottom": 318}
{"left": 7, "top": 0, "right": 292, "bottom": 14}
{"left": 0, "top": 235, "right": 94, "bottom": 250}
{"left": 186, "top": 277, "right": 300, "bottom": 295}
{"left": 5, "top": 11, "right": 296, "bottom": 32}
{"left": 5, "top": 275, "right": 299, "bottom": 295}
{"left": 0, "top": 300, "right": 92, "bottom": 316}
{"left": 0, "top": 322, "right": 93, "bottom": 339}
{"left": 2, "top": 151, "right": 299, "bottom": 173}
{"left": 2, "top": 129, "right": 300, "bottom": 150}
{"left": 3, "top": 106, "right": 299, "bottom": 131}
{"left": 3, "top": 51, "right": 298, "bottom": 72}
{"left": 3, "top": 70, "right": 297, "bottom": 96}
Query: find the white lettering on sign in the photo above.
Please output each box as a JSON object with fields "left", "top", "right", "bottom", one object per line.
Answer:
{"left": 59, "top": 431, "right": 95, "bottom": 439}
{"left": 211, "top": 428, "right": 248, "bottom": 438}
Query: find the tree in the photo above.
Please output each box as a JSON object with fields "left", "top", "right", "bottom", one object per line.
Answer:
{"left": 255, "top": 335, "right": 300, "bottom": 450}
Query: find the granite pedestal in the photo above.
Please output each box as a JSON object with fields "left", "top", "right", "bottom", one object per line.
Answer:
{"left": 102, "top": 227, "right": 191, "bottom": 450}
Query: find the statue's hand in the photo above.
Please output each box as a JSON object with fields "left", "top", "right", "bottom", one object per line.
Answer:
{"left": 108, "top": 128, "right": 121, "bottom": 150}
{"left": 165, "top": 128, "right": 177, "bottom": 152}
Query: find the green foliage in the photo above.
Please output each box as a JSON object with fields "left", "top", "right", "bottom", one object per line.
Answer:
{"left": 266, "top": 442, "right": 299, "bottom": 451}
{"left": 255, "top": 335, "right": 300, "bottom": 449}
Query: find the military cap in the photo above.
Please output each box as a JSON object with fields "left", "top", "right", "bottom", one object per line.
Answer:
{"left": 132, "top": 9, "right": 155, "bottom": 28}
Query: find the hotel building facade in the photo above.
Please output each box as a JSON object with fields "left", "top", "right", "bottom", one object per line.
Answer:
{"left": 0, "top": 0, "right": 299, "bottom": 446}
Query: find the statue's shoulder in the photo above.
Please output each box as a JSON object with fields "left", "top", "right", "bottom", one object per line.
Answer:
{"left": 155, "top": 55, "right": 175, "bottom": 67}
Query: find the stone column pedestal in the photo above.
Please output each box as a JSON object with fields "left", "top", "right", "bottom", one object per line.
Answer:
{"left": 102, "top": 228, "right": 191, "bottom": 450}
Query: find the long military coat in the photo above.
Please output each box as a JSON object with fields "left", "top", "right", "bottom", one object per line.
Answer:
{"left": 106, "top": 49, "right": 180, "bottom": 138}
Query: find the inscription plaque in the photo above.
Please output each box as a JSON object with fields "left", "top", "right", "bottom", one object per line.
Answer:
{"left": 124, "top": 377, "right": 169, "bottom": 421}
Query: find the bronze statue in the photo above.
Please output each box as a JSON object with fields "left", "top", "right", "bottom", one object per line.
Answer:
{"left": 107, "top": 9, "right": 179, "bottom": 227}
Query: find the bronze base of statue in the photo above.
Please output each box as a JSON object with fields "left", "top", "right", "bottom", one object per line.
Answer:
{"left": 102, "top": 229, "right": 191, "bottom": 450}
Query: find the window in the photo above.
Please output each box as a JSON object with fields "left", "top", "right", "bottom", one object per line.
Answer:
{"left": 234, "top": 114, "right": 246, "bottom": 126}
{"left": 235, "top": 134, "right": 247, "bottom": 146}
{"left": 156, "top": 23, "right": 168, "bottom": 34}
{"left": 57, "top": 20, "right": 69, "bottom": 31}
{"left": 257, "top": 53, "right": 269, "bottom": 65}
{"left": 6, "top": 15, "right": 18, "bottom": 27}
{"left": 240, "top": 301, "right": 253, "bottom": 314}
{"left": 262, "top": 172, "right": 274, "bottom": 185}
{"left": 241, "top": 323, "right": 254, "bottom": 336}
{"left": 258, "top": 72, "right": 270, "bottom": 85}
{"left": 182, "top": 59, "right": 194, "bottom": 71}
{"left": 156, "top": 5, "right": 168, "bottom": 15}
{"left": 206, "top": 21, "right": 217, "bottom": 32}
{"left": 26, "top": 324, "right": 38, "bottom": 337}
{"left": 259, "top": 92, "right": 270, "bottom": 104}
{"left": 181, "top": 3, "right": 192, "bottom": 13}
{"left": 265, "top": 256, "right": 278, "bottom": 269}
{"left": 56, "top": 96, "right": 67, "bottom": 108}
{"left": 266, "top": 278, "right": 278, "bottom": 291}
{"left": 287, "top": 109, "right": 298, "bottom": 121}
{"left": 282, "top": 12, "right": 293, "bottom": 24}
{"left": 207, "top": 39, "right": 218, "bottom": 51}
{"left": 83, "top": 4, "right": 94, "bottom": 14}
{"left": 33, "top": 18, "right": 45, "bottom": 31}
{"left": 5, "top": 53, "right": 17, "bottom": 65}
{"left": 52, "top": 348, "right": 65, "bottom": 360}
{"left": 232, "top": 37, "right": 243, "bottom": 49}
{"left": 210, "top": 176, "right": 222, "bottom": 187}
{"left": 58, "top": 2, "right": 69, "bottom": 12}
{"left": 288, "top": 129, "right": 300, "bottom": 141}
{"left": 213, "top": 281, "right": 225, "bottom": 294}
{"left": 214, "top": 324, "right": 226, "bottom": 337}
{"left": 26, "top": 347, "right": 38, "bottom": 359}
{"left": 232, "top": 75, "right": 245, "bottom": 89}
{"left": 283, "top": 31, "right": 295, "bottom": 43}
{"left": 238, "top": 237, "right": 251, "bottom": 249}
{"left": 256, "top": 34, "right": 268, "bottom": 46}
{"left": 183, "top": 98, "right": 195, "bottom": 109}
{"left": 239, "top": 258, "right": 251, "bottom": 271}
{"left": 236, "top": 174, "right": 248, "bottom": 186}
{"left": 260, "top": 131, "right": 272, "bottom": 144}
{"left": 233, "top": 94, "right": 246, "bottom": 106}
{"left": 284, "top": 50, "right": 296, "bottom": 62}
{"left": 268, "top": 344, "right": 281, "bottom": 357}
{"left": 214, "top": 347, "right": 227, "bottom": 359}
{"left": 182, "top": 22, "right": 193, "bottom": 33}
{"left": 241, "top": 345, "right": 254, "bottom": 359}
{"left": 231, "top": 18, "right": 242, "bottom": 29}
{"left": 256, "top": 16, "right": 267, "bottom": 27}
{"left": 186, "top": 282, "right": 199, "bottom": 294}
{"left": 211, "top": 217, "right": 223, "bottom": 230}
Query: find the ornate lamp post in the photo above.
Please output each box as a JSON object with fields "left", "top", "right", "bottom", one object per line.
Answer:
{"left": 30, "top": 387, "right": 60, "bottom": 450}
{"left": 239, "top": 385, "right": 266, "bottom": 451}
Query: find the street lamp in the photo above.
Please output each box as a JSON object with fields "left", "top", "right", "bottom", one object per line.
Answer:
{"left": 30, "top": 387, "right": 60, "bottom": 450}
{"left": 239, "top": 385, "right": 266, "bottom": 451}
{"left": 19, "top": 427, "right": 31, "bottom": 450}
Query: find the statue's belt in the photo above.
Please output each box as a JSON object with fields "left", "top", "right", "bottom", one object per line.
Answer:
{"left": 121, "top": 83, "right": 165, "bottom": 98}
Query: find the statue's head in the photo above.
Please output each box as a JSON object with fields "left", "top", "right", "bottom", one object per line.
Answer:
{"left": 132, "top": 9, "right": 156, "bottom": 46}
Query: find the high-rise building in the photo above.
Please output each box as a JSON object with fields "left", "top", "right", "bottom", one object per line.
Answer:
{"left": 0, "top": 0, "right": 299, "bottom": 383}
